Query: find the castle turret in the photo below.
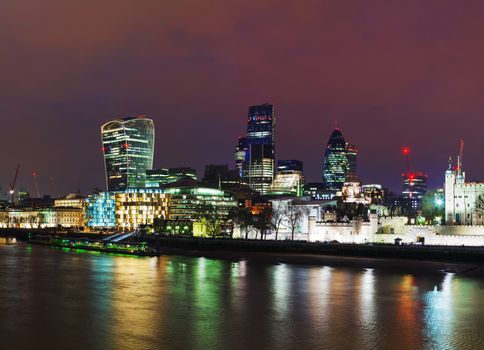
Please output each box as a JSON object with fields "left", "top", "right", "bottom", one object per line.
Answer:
{"left": 445, "top": 157, "right": 456, "bottom": 225}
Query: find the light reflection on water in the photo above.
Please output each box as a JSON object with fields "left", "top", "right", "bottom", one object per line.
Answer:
{"left": 1, "top": 241, "right": 484, "bottom": 350}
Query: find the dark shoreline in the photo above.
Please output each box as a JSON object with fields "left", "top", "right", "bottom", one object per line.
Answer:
{"left": 2, "top": 229, "right": 484, "bottom": 277}
{"left": 152, "top": 244, "right": 484, "bottom": 277}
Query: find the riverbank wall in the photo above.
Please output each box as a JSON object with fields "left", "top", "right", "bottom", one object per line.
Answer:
{"left": 3, "top": 228, "right": 484, "bottom": 264}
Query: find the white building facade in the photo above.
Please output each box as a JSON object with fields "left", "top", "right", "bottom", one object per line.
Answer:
{"left": 445, "top": 162, "right": 484, "bottom": 225}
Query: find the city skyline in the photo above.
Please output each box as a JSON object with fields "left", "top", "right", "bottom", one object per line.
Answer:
{"left": 0, "top": 107, "right": 477, "bottom": 198}
{"left": 3, "top": 3, "right": 484, "bottom": 350}
{"left": 2, "top": 1, "right": 484, "bottom": 195}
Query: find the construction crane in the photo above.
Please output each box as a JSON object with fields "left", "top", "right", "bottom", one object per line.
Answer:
{"left": 457, "top": 139, "right": 464, "bottom": 175}
{"left": 9, "top": 164, "right": 20, "bottom": 205}
{"left": 401, "top": 146, "right": 411, "bottom": 174}
{"left": 32, "top": 171, "right": 41, "bottom": 198}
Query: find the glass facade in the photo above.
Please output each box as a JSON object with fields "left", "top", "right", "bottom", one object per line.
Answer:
{"left": 101, "top": 116, "right": 154, "bottom": 191}
{"left": 322, "top": 129, "right": 351, "bottom": 192}
{"left": 85, "top": 192, "right": 116, "bottom": 228}
{"left": 346, "top": 143, "right": 358, "bottom": 181}
{"left": 268, "top": 159, "right": 304, "bottom": 196}
{"left": 277, "top": 160, "right": 303, "bottom": 173}
{"left": 116, "top": 189, "right": 170, "bottom": 230}
{"left": 242, "top": 103, "right": 275, "bottom": 194}
{"left": 402, "top": 172, "right": 427, "bottom": 210}
{"left": 267, "top": 173, "right": 303, "bottom": 196}
{"left": 235, "top": 136, "right": 247, "bottom": 178}
{"left": 145, "top": 168, "right": 197, "bottom": 188}
{"left": 164, "top": 187, "right": 237, "bottom": 221}
{"left": 84, "top": 188, "right": 236, "bottom": 231}
{"left": 303, "top": 182, "right": 336, "bottom": 200}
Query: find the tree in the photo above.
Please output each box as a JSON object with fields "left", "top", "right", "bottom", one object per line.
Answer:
{"left": 284, "top": 202, "right": 309, "bottom": 240}
{"left": 28, "top": 215, "right": 36, "bottom": 229}
{"left": 197, "top": 204, "right": 222, "bottom": 238}
{"left": 195, "top": 201, "right": 235, "bottom": 238}
{"left": 36, "top": 213, "right": 45, "bottom": 229}
{"left": 229, "top": 207, "right": 254, "bottom": 239}
{"left": 270, "top": 202, "right": 288, "bottom": 240}
{"left": 421, "top": 190, "right": 445, "bottom": 224}
{"left": 252, "top": 207, "right": 272, "bottom": 240}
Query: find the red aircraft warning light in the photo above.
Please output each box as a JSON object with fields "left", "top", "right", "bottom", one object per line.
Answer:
{"left": 401, "top": 146, "right": 411, "bottom": 174}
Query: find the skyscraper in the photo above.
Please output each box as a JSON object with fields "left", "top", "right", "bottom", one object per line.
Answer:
{"left": 101, "top": 116, "right": 155, "bottom": 191}
{"left": 242, "top": 103, "right": 275, "bottom": 194}
{"left": 346, "top": 143, "right": 358, "bottom": 181}
{"left": 235, "top": 136, "right": 247, "bottom": 178}
{"left": 402, "top": 172, "right": 427, "bottom": 209}
{"left": 322, "top": 128, "right": 352, "bottom": 192}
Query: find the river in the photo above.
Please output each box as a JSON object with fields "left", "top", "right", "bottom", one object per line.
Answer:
{"left": 0, "top": 237, "right": 483, "bottom": 350}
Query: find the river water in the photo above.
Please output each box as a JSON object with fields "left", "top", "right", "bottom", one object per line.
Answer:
{"left": 0, "top": 238, "right": 483, "bottom": 350}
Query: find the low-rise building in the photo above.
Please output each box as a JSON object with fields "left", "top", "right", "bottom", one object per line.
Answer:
{"left": 116, "top": 189, "right": 170, "bottom": 231}
{"left": 84, "top": 187, "right": 237, "bottom": 234}
{"left": 54, "top": 194, "right": 84, "bottom": 209}
{"left": 85, "top": 192, "right": 116, "bottom": 228}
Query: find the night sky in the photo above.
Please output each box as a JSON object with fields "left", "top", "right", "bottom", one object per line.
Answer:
{"left": 1, "top": 0, "right": 484, "bottom": 196}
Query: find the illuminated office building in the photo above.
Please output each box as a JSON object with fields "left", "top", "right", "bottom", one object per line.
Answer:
{"left": 267, "top": 173, "right": 303, "bottom": 197}
{"left": 241, "top": 103, "right": 276, "bottom": 194}
{"left": 85, "top": 192, "right": 116, "bottom": 228}
{"left": 145, "top": 167, "right": 197, "bottom": 188}
{"left": 268, "top": 160, "right": 304, "bottom": 196}
{"left": 84, "top": 187, "right": 236, "bottom": 231}
{"left": 402, "top": 172, "right": 427, "bottom": 199}
{"left": 362, "top": 184, "right": 386, "bottom": 204}
{"left": 322, "top": 129, "right": 357, "bottom": 193}
{"left": 54, "top": 194, "right": 84, "bottom": 209}
{"left": 235, "top": 136, "right": 247, "bottom": 178}
{"left": 303, "top": 182, "right": 335, "bottom": 200}
{"left": 145, "top": 169, "right": 169, "bottom": 187}
{"left": 401, "top": 172, "right": 427, "bottom": 210}
{"left": 115, "top": 189, "right": 170, "bottom": 230}
{"left": 101, "top": 116, "right": 154, "bottom": 191}
{"left": 166, "top": 167, "right": 197, "bottom": 183}
{"left": 346, "top": 143, "right": 358, "bottom": 180}
{"left": 164, "top": 187, "right": 237, "bottom": 221}
{"left": 277, "top": 160, "right": 303, "bottom": 173}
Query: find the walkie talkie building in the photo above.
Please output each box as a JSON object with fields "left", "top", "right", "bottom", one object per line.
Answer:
{"left": 101, "top": 116, "right": 154, "bottom": 191}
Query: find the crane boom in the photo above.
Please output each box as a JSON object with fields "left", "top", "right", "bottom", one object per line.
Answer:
{"left": 402, "top": 147, "right": 411, "bottom": 174}
{"left": 32, "top": 171, "right": 40, "bottom": 198}
{"left": 9, "top": 164, "right": 20, "bottom": 204}
{"left": 458, "top": 139, "right": 464, "bottom": 175}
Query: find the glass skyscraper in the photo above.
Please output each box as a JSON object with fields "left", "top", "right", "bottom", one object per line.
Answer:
{"left": 101, "top": 116, "right": 155, "bottom": 191}
{"left": 402, "top": 172, "right": 427, "bottom": 209}
{"left": 322, "top": 128, "right": 354, "bottom": 192}
{"left": 346, "top": 143, "right": 358, "bottom": 181}
{"left": 242, "top": 103, "right": 275, "bottom": 194}
{"left": 235, "top": 136, "right": 247, "bottom": 178}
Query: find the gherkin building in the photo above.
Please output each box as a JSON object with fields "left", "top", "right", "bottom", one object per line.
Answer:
{"left": 322, "top": 129, "right": 351, "bottom": 192}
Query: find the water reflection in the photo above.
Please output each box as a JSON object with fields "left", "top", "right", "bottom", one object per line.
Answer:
{"left": 357, "top": 268, "right": 376, "bottom": 347}
{"left": 1, "top": 243, "right": 484, "bottom": 350}
{"left": 423, "top": 273, "right": 455, "bottom": 350}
